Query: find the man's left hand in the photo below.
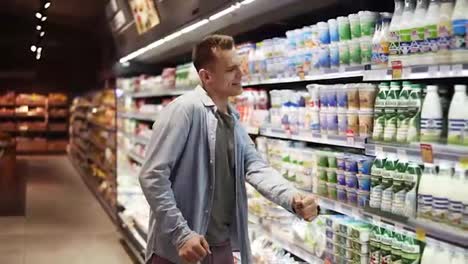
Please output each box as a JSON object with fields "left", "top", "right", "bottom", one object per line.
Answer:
{"left": 292, "top": 194, "right": 319, "bottom": 222}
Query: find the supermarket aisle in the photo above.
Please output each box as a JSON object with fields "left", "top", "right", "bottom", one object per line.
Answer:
{"left": 0, "top": 155, "right": 133, "bottom": 264}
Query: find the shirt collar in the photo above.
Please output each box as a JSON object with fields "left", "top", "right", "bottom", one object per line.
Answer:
{"left": 194, "top": 85, "right": 240, "bottom": 120}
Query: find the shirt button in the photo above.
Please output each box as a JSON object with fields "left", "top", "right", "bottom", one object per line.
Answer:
{"left": 210, "top": 159, "right": 213, "bottom": 164}
{"left": 205, "top": 210, "right": 209, "bottom": 214}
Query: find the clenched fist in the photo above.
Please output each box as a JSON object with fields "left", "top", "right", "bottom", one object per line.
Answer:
{"left": 178, "top": 234, "right": 211, "bottom": 263}
{"left": 292, "top": 194, "right": 319, "bottom": 222}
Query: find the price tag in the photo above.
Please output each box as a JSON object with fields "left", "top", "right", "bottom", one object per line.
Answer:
{"left": 452, "top": 64, "right": 463, "bottom": 76}
{"left": 397, "top": 149, "right": 408, "bottom": 161}
{"left": 428, "top": 65, "right": 438, "bottom": 77}
{"left": 340, "top": 203, "right": 353, "bottom": 216}
{"left": 391, "top": 61, "right": 403, "bottom": 79}
{"left": 420, "top": 144, "right": 434, "bottom": 164}
{"left": 372, "top": 215, "right": 382, "bottom": 225}
{"left": 347, "top": 136, "right": 355, "bottom": 146}
{"left": 440, "top": 64, "right": 451, "bottom": 76}
{"left": 394, "top": 222, "right": 405, "bottom": 232}
{"left": 321, "top": 134, "right": 328, "bottom": 141}
{"left": 415, "top": 227, "right": 426, "bottom": 242}
{"left": 375, "top": 146, "right": 384, "bottom": 156}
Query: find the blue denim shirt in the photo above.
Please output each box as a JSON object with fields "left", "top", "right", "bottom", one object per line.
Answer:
{"left": 139, "top": 86, "right": 298, "bottom": 264}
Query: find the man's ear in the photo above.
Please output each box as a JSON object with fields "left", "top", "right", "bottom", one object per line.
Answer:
{"left": 199, "top": 69, "right": 210, "bottom": 83}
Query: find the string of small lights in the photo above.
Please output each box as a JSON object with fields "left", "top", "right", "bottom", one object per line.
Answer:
{"left": 30, "top": 0, "right": 51, "bottom": 60}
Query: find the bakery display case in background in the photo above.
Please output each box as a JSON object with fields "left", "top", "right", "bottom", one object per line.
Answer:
{"left": 0, "top": 91, "right": 69, "bottom": 153}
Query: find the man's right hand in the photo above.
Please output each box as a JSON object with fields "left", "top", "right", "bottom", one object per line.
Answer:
{"left": 178, "top": 234, "right": 211, "bottom": 263}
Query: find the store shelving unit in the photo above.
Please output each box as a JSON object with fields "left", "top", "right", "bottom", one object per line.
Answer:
{"left": 0, "top": 92, "right": 69, "bottom": 153}
{"left": 117, "top": 112, "right": 158, "bottom": 122}
{"left": 363, "top": 63, "right": 468, "bottom": 81}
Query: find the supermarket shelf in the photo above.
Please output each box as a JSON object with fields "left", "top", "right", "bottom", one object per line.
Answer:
{"left": 128, "top": 151, "right": 145, "bottom": 164}
{"left": 249, "top": 214, "right": 323, "bottom": 264}
{"left": 242, "top": 124, "right": 259, "bottom": 135}
{"left": 316, "top": 195, "right": 468, "bottom": 247}
{"left": 125, "top": 87, "right": 191, "bottom": 98}
{"left": 118, "top": 213, "right": 146, "bottom": 264}
{"left": 48, "top": 103, "right": 68, "bottom": 107}
{"left": 243, "top": 66, "right": 365, "bottom": 86}
{"left": 363, "top": 63, "right": 468, "bottom": 81}
{"left": 118, "top": 112, "right": 158, "bottom": 122}
{"left": 365, "top": 141, "right": 468, "bottom": 165}
{"left": 88, "top": 119, "right": 116, "bottom": 131}
{"left": 15, "top": 102, "right": 46, "bottom": 107}
{"left": 14, "top": 113, "right": 46, "bottom": 118}
{"left": 68, "top": 153, "right": 117, "bottom": 224}
{"left": 259, "top": 126, "right": 366, "bottom": 149}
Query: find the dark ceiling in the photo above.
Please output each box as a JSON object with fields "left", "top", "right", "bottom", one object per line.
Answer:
{"left": 1, "top": 0, "right": 115, "bottom": 95}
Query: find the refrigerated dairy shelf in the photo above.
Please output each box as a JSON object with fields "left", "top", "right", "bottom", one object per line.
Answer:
{"left": 242, "top": 66, "right": 365, "bottom": 86}
{"left": 258, "top": 126, "right": 366, "bottom": 149}
{"left": 316, "top": 195, "right": 468, "bottom": 248}
{"left": 363, "top": 63, "right": 468, "bottom": 81}
{"left": 118, "top": 212, "right": 146, "bottom": 264}
{"left": 124, "top": 87, "right": 191, "bottom": 98}
{"left": 118, "top": 112, "right": 158, "bottom": 122}
{"left": 249, "top": 214, "right": 323, "bottom": 264}
{"left": 365, "top": 141, "right": 468, "bottom": 165}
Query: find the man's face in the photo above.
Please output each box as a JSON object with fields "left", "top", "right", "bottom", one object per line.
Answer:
{"left": 203, "top": 48, "right": 243, "bottom": 97}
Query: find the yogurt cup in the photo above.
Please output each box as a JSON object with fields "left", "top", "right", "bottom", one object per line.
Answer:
{"left": 345, "top": 172, "right": 358, "bottom": 188}
{"left": 320, "top": 109, "right": 328, "bottom": 134}
{"left": 359, "top": 11, "right": 378, "bottom": 37}
{"left": 345, "top": 156, "right": 358, "bottom": 172}
{"left": 327, "top": 153, "right": 338, "bottom": 168}
{"left": 318, "top": 180, "right": 328, "bottom": 196}
{"left": 357, "top": 158, "right": 373, "bottom": 175}
{"left": 337, "top": 170, "right": 346, "bottom": 185}
{"left": 337, "top": 185, "right": 347, "bottom": 202}
{"left": 337, "top": 16, "right": 351, "bottom": 41}
{"left": 337, "top": 109, "right": 348, "bottom": 136}
{"left": 328, "top": 19, "right": 339, "bottom": 43}
{"left": 346, "top": 110, "right": 359, "bottom": 136}
{"left": 358, "top": 109, "right": 374, "bottom": 138}
{"left": 336, "top": 153, "right": 345, "bottom": 170}
{"left": 357, "top": 174, "right": 371, "bottom": 191}
{"left": 327, "top": 87, "right": 337, "bottom": 110}
{"left": 349, "top": 39, "right": 362, "bottom": 66}
{"left": 358, "top": 84, "right": 377, "bottom": 110}
{"left": 317, "top": 151, "right": 329, "bottom": 167}
{"left": 319, "top": 85, "right": 328, "bottom": 108}
{"left": 348, "top": 13, "right": 361, "bottom": 39}
{"left": 336, "top": 85, "right": 348, "bottom": 110}
{"left": 327, "top": 168, "right": 337, "bottom": 183}
{"left": 338, "top": 41, "right": 350, "bottom": 66}
{"left": 327, "top": 182, "right": 338, "bottom": 200}
{"left": 330, "top": 43, "right": 340, "bottom": 68}
{"left": 346, "top": 84, "right": 359, "bottom": 110}
{"left": 360, "top": 36, "right": 372, "bottom": 64}
{"left": 327, "top": 110, "right": 338, "bottom": 136}
{"left": 317, "top": 21, "right": 330, "bottom": 45}
{"left": 318, "top": 167, "right": 328, "bottom": 181}
{"left": 346, "top": 187, "right": 358, "bottom": 205}
{"left": 310, "top": 108, "right": 320, "bottom": 132}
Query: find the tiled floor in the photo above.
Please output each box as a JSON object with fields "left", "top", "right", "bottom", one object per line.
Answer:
{"left": 0, "top": 156, "right": 133, "bottom": 264}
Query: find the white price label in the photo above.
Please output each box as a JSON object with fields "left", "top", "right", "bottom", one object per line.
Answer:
{"left": 452, "top": 64, "right": 463, "bottom": 76}
{"left": 397, "top": 149, "right": 408, "bottom": 161}
{"left": 375, "top": 146, "right": 384, "bottom": 156}
{"left": 428, "top": 65, "right": 438, "bottom": 77}
{"left": 372, "top": 215, "right": 382, "bottom": 225}
{"left": 321, "top": 134, "right": 328, "bottom": 141}
{"left": 347, "top": 136, "right": 355, "bottom": 146}
{"left": 440, "top": 65, "right": 451, "bottom": 76}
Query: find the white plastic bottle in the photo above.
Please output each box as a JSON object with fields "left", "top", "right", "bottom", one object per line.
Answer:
{"left": 448, "top": 85, "right": 468, "bottom": 145}
{"left": 379, "top": 14, "right": 392, "bottom": 68}
{"left": 437, "top": 0, "right": 455, "bottom": 64}
{"left": 372, "top": 17, "right": 383, "bottom": 67}
{"left": 451, "top": 0, "right": 468, "bottom": 63}
{"left": 448, "top": 166, "right": 465, "bottom": 229}
{"left": 450, "top": 248, "right": 466, "bottom": 264}
{"left": 461, "top": 167, "right": 468, "bottom": 230}
{"left": 418, "top": 163, "right": 437, "bottom": 219}
{"left": 389, "top": 0, "right": 405, "bottom": 65}
{"left": 423, "top": 0, "right": 441, "bottom": 64}
{"left": 432, "top": 162, "right": 452, "bottom": 222}
{"left": 409, "top": 0, "right": 429, "bottom": 66}
{"left": 399, "top": 0, "right": 417, "bottom": 65}
{"left": 421, "top": 85, "right": 443, "bottom": 142}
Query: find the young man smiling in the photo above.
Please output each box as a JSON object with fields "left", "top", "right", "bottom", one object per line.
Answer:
{"left": 139, "top": 35, "right": 318, "bottom": 264}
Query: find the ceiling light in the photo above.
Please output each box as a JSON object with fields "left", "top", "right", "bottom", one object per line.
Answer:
{"left": 180, "top": 19, "right": 209, "bottom": 34}
{"left": 37, "top": 47, "right": 43, "bottom": 54}
{"left": 40, "top": 31, "right": 45, "bottom": 37}
{"left": 36, "top": 25, "right": 42, "bottom": 31}
{"left": 36, "top": 53, "right": 41, "bottom": 60}
{"left": 209, "top": 4, "right": 240, "bottom": 20}
{"left": 41, "top": 16, "right": 47, "bottom": 22}
{"left": 30, "top": 45, "right": 37, "bottom": 52}
{"left": 121, "top": 62, "right": 130, "bottom": 67}
{"left": 35, "top": 12, "right": 42, "bottom": 19}
{"left": 44, "top": 2, "right": 51, "bottom": 9}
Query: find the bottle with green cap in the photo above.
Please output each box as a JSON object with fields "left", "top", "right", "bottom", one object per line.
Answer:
{"left": 406, "top": 84, "right": 423, "bottom": 142}
{"left": 391, "top": 230, "right": 404, "bottom": 264}
{"left": 396, "top": 81, "right": 412, "bottom": 143}
{"left": 404, "top": 162, "right": 422, "bottom": 218}
{"left": 373, "top": 82, "right": 390, "bottom": 141}
{"left": 384, "top": 82, "right": 401, "bottom": 142}
{"left": 401, "top": 233, "right": 421, "bottom": 264}
{"left": 380, "top": 227, "right": 394, "bottom": 264}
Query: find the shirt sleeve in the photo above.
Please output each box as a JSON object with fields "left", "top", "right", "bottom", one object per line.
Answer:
{"left": 138, "top": 102, "right": 196, "bottom": 250}
{"left": 242, "top": 127, "right": 299, "bottom": 212}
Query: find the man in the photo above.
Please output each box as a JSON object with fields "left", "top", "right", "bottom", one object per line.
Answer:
{"left": 139, "top": 34, "right": 318, "bottom": 264}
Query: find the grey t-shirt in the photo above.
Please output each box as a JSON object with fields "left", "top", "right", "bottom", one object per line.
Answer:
{"left": 205, "top": 110, "right": 236, "bottom": 244}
